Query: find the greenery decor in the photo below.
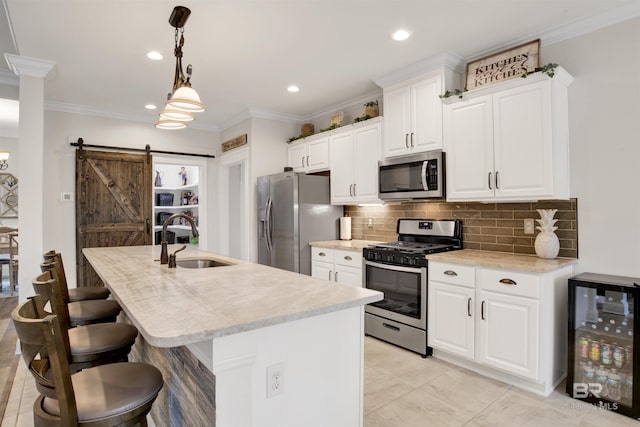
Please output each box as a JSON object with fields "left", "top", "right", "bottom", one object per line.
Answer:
{"left": 287, "top": 135, "right": 304, "bottom": 143}
{"left": 354, "top": 114, "right": 372, "bottom": 123}
{"left": 440, "top": 63, "right": 561, "bottom": 101}
{"left": 319, "top": 123, "right": 340, "bottom": 133}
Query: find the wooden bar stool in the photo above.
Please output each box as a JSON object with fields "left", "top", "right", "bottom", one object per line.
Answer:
{"left": 40, "top": 261, "right": 121, "bottom": 327}
{"left": 12, "top": 294, "right": 163, "bottom": 426}
{"left": 32, "top": 271, "right": 139, "bottom": 373}
{"left": 43, "top": 250, "right": 110, "bottom": 302}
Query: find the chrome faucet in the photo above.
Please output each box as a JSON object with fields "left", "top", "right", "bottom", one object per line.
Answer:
{"left": 160, "top": 213, "right": 199, "bottom": 265}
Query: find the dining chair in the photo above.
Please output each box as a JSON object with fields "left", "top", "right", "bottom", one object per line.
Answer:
{"left": 38, "top": 261, "right": 121, "bottom": 327}
{"left": 12, "top": 294, "right": 163, "bottom": 426}
{"left": 0, "top": 226, "right": 17, "bottom": 293}
{"left": 32, "top": 270, "right": 139, "bottom": 373}
{"left": 9, "top": 231, "right": 18, "bottom": 295}
{"left": 43, "top": 250, "right": 110, "bottom": 302}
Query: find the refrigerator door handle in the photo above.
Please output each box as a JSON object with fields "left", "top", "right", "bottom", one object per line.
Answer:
{"left": 265, "top": 197, "right": 273, "bottom": 252}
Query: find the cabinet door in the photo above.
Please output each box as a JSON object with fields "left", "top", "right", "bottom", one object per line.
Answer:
{"left": 352, "top": 122, "right": 381, "bottom": 203}
{"left": 493, "top": 81, "right": 553, "bottom": 199}
{"left": 329, "top": 131, "right": 355, "bottom": 204}
{"left": 477, "top": 290, "right": 539, "bottom": 380}
{"left": 287, "top": 143, "right": 307, "bottom": 172}
{"left": 383, "top": 85, "right": 412, "bottom": 158}
{"left": 444, "top": 95, "right": 495, "bottom": 201}
{"left": 306, "top": 136, "right": 330, "bottom": 172}
{"left": 311, "top": 260, "right": 334, "bottom": 282}
{"left": 335, "top": 265, "right": 362, "bottom": 287}
{"left": 428, "top": 282, "right": 475, "bottom": 359}
{"left": 412, "top": 76, "right": 443, "bottom": 152}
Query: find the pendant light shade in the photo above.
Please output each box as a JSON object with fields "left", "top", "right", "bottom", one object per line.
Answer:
{"left": 156, "top": 6, "right": 205, "bottom": 130}
{"left": 167, "top": 86, "right": 205, "bottom": 112}
{"left": 155, "top": 119, "right": 188, "bottom": 130}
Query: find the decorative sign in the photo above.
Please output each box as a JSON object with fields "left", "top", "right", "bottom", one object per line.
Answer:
{"left": 0, "top": 173, "right": 18, "bottom": 218}
{"left": 221, "top": 134, "right": 247, "bottom": 153}
{"left": 465, "top": 39, "right": 540, "bottom": 90}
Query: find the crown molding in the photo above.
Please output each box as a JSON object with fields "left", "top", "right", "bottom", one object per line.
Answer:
{"left": 219, "top": 108, "right": 303, "bottom": 131}
{"left": 4, "top": 54, "right": 56, "bottom": 80}
{"left": 302, "top": 89, "right": 383, "bottom": 123}
{"left": 373, "top": 51, "right": 465, "bottom": 89}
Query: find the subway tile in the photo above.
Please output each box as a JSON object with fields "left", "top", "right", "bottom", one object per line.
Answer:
{"left": 496, "top": 236, "right": 533, "bottom": 246}
{"left": 480, "top": 210, "right": 514, "bottom": 219}
{"left": 466, "top": 203, "right": 498, "bottom": 211}
{"left": 514, "top": 246, "right": 536, "bottom": 255}
{"left": 465, "top": 219, "right": 497, "bottom": 227}
{"left": 480, "top": 227, "right": 513, "bottom": 236}
{"left": 480, "top": 243, "right": 514, "bottom": 253}
{"left": 465, "top": 234, "right": 497, "bottom": 244}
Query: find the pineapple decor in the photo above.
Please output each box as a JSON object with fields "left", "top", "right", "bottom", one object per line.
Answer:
{"left": 534, "top": 209, "right": 560, "bottom": 259}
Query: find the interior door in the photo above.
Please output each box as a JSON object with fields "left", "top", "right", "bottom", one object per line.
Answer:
{"left": 76, "top": 149, "right": 152, "bottom": 287}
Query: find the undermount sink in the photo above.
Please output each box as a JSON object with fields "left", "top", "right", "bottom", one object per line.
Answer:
{"left": 176, "top": 259, "right": 232, "bottom": 269}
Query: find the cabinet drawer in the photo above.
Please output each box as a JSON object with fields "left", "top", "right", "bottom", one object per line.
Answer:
{"left": 479, "top": 268, "right": 539, "bottom": 299}
{"left": 429, "top": 262, "right": 475, "bottom": 288}
{"left": 312, "top": 247, "right": 334, "bottom": 263}
{"left": 334, "top": 249, "right": 361, "bottom": 268}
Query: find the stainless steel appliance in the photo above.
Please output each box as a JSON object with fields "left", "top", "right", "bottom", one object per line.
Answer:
{"left": 378, "top": 150, "right": 445, "bottom": 200}
{"left": 363, "top": 219, "right": 462, "bottom": 356}
{"left": 257, "top": 171, "right": 342, "bottom": 275}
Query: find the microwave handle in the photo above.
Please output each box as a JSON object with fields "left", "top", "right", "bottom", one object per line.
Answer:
{"left": 421, "top": 161, "right": 429, "bottom": 190}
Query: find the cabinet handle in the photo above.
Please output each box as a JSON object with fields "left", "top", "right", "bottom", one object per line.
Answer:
{"left": 444, "top": 270, "right": 458, "bottom": 276}
{"left": 495, "top": 171, "right": 500, "bottom": 189}
{"left": 353, "top": 183, "right": 357, "bottom": 196}
{"left": 499, "top": 278, "right": 517, "bottom": 285}
{"left": 344, "top": 255, "right": 352, "bottom": 261}
{"left": 329, "top": 270, "right": 332, "bottom": 281}
{"left": 301, "top": 156, "right": 305, "bottom": 168}
{"left": 488, "top": 172, "right": 492, "bottom": 190}
{"left": 410, "top": 132, "right": 414, "bottom": 147}
{"left": 481, "top": 300, "right": 486, "bottom": 320}
{"left": 318, "top": 252, "right": 326, "bottom": 257}
{"left": 405, "top": 134, "right": 409, "bottom": 148}
{"left": 468, "top": 297, "right": 472, "bottom": 317}
{"left": 349, "top": 184, "right": 353, "bottom": 196}
{"left": 306, "top": 155, "right": 309, "bottom": 167}
{"left": 335, "top": 271, "right": 338, "bottom": 282}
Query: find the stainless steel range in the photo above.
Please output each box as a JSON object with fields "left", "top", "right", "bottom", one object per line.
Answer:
{"left": 363, "top": 219, "right": 462, "bottom": 357}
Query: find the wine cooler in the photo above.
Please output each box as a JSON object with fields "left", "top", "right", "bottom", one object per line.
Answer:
{"left": 567, "top": 273, "right": 639, "bottom": 419}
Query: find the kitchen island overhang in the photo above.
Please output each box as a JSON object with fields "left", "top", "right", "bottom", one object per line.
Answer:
{"left": 83, "top": 245, "right": 382, "bottom": 427}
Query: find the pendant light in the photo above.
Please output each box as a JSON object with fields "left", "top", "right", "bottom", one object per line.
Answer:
{"left": 155, "top": 6, "right": 205, "bottom": 130}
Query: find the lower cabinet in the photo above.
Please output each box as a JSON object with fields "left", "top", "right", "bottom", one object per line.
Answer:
{"left": 428, "top": 260, "right": 571, "bottom": 395}
{"left": 311, "top": 247, "right": 362, "bottom": 287}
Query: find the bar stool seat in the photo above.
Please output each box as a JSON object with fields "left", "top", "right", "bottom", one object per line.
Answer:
{"left": 67, "top": 299, "right": 121, "bottom": 326}
{"left": 39, "top": 362, "right": 163, "bottom": 421}
{"left": 44, "top": 251, "right": 111, "bottom": 302}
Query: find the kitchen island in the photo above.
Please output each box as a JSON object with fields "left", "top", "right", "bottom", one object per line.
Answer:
{"left": 83, "top": 245, "right": 382, "bottom": 427}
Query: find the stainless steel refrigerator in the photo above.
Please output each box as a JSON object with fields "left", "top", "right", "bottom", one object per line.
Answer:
{"left": 257, "top": 171, "right": 342, "bottom": 275}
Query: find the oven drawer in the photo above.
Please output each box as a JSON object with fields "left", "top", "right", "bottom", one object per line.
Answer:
{"left": 365, "top": 313, "right": 428, "bottom": 356}
{"left": 478, "top": 268, "right": 539, "bottom": 299}
{"left": 429, "top": 261, "right": 475, "bottom": 288}
{"left": 334, "top": 249, "right": 361, "bottom": 268}
{"left": 312, "top": 246, "right": 334, "bottom": 263}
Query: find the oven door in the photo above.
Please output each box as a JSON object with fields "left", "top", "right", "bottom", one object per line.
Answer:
{"left": 364, "top": 260, "right": 427, "bottom": 329}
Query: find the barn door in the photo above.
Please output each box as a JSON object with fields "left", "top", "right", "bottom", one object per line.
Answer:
{"left": 76, "top": 149, "right": 152, "bottom": 287}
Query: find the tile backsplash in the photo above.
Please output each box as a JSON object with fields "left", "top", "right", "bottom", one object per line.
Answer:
{"left": 344, "top": 199, "right": 578, "bottom": 258}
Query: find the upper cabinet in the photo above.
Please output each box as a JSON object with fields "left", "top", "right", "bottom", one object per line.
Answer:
{"left": 287, "top": 134, "right": 329, "bottom": 173}
{"left": 444, "top": 67, "right": 573, "bottom": 202}
{"left": 380, "top": 63, "right": 463, "bottom": 159}
{"left": 329, "top": 117, "right": 382, "bottom": 205}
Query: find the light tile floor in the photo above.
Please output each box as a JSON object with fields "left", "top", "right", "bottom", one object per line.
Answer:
{"left": 2, "top": 336, "right": 638, "bottom": 426}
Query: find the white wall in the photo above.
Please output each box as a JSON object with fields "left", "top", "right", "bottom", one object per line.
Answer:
{"left": 543, "top": 17, "right": 640, "bottom": 276}
{"left": 42, "top": 111, "right": 219, "bottom": 287}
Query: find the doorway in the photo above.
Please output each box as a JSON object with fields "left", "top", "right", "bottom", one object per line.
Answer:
{"left": 218, "top": 147, "right": 249, "bottom": 261}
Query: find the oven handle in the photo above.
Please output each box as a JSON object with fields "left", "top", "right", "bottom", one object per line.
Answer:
{"left": 364, "top": 260, "right": 425, "bottom": 274}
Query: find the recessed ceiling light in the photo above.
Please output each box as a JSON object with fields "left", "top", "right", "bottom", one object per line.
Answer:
{"left": 145, "top": 104, "right": 157, "bottom": 110}
{"left": 147, "top": 51, "right": 163, "bottom": 60}
{"left": 392, "top": 29, "right": 410, "bottom": 41}
{"left": 287, "top": 85, "right": 300, "bottom": 93}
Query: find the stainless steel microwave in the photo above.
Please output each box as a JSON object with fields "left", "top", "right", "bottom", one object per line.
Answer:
{"left": 378, "top": 150, "right": 445, "bottom": 200}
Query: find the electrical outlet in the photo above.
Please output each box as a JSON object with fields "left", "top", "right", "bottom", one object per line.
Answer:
{"left": 60, "top": 192, "right": 73, "bottom": 202}
{"left": 266, "top": 363, "right": 284, "bottom": 398}
{"left": 524, "top": 218, "right": 535, "bottom": 234}
{"left": 367, "top": 218, "right": 374, "bottom": 228}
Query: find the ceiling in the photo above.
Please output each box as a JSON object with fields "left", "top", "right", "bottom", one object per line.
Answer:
{"left": 2, "top": 0, "right": 639, "bottom": 131}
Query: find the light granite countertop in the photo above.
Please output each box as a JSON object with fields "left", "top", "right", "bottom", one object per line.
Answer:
{"left": 309, "top": 239, "right": 382, "bottom": 251}
{"left": 426, "top": 249, "right": 577, "bottom": 273}
{"left": 83, "top": 245, "right": 382, "bottom": 348}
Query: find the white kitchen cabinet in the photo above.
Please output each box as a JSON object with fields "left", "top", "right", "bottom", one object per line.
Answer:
{"left": 428, "top": 259, "right": 572, "bottom": 396}
{"left": 287, "top": 134, "right": 329, "bottom": 173}
{"left": 311, "top": 247, "right": 362, "bottom": 287}
{"left": 444, "top": 67, "right": 573, "bottom": 202}
{"left": 329, "top": 118, "right": 382, "bottom": 205}
{"left": 382, "top": 67, "right": 461, "bottom": 158}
